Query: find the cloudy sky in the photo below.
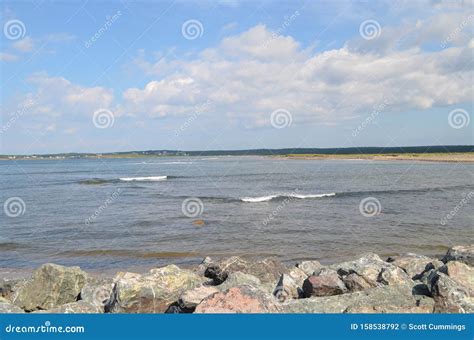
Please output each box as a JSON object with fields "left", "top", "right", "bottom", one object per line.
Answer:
{"left": 0, "top": 0, "right": 472, "bottom": 154}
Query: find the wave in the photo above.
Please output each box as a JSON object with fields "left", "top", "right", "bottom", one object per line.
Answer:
{"left": 132, "top": 161, "right": 193, "bottom": 165}
{"left": 240, "top": 193, "right": 336, "bottom": 203}
{"left": 119, "top": 176, "right": 167, "bottom": 182}
{"left": 78, "top": 178, "right": 112, "bottom": 185}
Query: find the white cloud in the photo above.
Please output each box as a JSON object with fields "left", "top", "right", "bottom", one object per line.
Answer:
{"left": 0, "top": 52, "right": 19, "bottom": 62}
{"left": 13, "top": 36, "right": 35, "bottom": 52}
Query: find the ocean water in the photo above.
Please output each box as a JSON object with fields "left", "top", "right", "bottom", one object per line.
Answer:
{"left": 1, "top": 156, "right": 473, "bottom": 271}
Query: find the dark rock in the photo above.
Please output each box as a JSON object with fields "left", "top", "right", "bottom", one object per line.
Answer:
{"left": 204, "top": 265, "right": 228, "bottom": 285}
{"left": 443, "top": 245, "right": 474, "bottom": 266}
{"left": 303, "top": 269, "right": 347, "bottom": 297}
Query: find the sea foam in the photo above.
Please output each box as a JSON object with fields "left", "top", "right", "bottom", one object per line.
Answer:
{"left": 119, "top": 176, "right": 167, "bottom": 182}
{"left": 240, "top": 193, "right": 335, "bottom": 202}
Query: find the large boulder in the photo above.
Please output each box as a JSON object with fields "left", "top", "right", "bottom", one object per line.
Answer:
{"left": 429, "top": 272, "right": 474, "bottom": 313}
{"left": 204, "top": 257, "right": 287, "bottom": 285}
{"left": 439, "top": 261, "right": 474, "bottom": 295}
{"left": 443, "top": 245, "right": 474, "bottom": 266}
{"left": 195, "top": 285, "right": 281, "bottom": 313}
{"left": 287, "top": 266, "right": 308, "bottom": 288}
{"left": 303, "top": 269, "right": 347, "bottom": 297}
{"left": 178, "top": 285, "right": 219, "bottom": 311}
{"left": 33, "top": 300, "right": 102, "bottom": 313}
{"left": 217, "top": 272, "right": 262, "bottom": 292}
{"left": 342, "top": 273, "right": 373, "bottom": 292}
{"left": 80, "top": 277, "right": 114, "bottom": 309}
{"left": 105, "top": 265, "right": 204, "bottom": 313}
{"left": 282, "top": 284, "right": 434, "bottom": 313}
{"left": 296, "top": 260, "right": 322, "bottom": 276}
{"left": 0, "top": 297, "right": 24, "bottom": 313}
{"left": 387, "top": 253, "right": 440, "bottom": 279}
{"left": 11, "top": 264, "right": 87, "bottom": 311}
{"left": 273, "top": 274, "right": 300, "bottom": 302}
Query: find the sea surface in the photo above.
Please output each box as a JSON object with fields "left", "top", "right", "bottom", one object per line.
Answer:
{"left": 1, "top": 156, "right": 473, "bottom": 271}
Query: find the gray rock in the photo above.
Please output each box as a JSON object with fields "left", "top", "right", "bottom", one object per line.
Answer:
{"left": 438, "top": 261, "right": 474, "bottom": 295}
{"left": 296, "top": 260, "right": 322, "bottom": 276}
{"left": 178, "top": 285, "right": 219, "bottom": 310}
{"left": 287, "top": 266, "right": 307, "bottom": 288}
{"left": 443, "top": 245, "right": 474, "bottom": 266}
{"left": 273, "top": 274, "right": 299, "bottom": 302}
{"left": 217, "top": 271, "right": 262, "bottom": 291}
{"left": 387, "top": 253, "right": 439, "bottom": 279}
{"left": 377, "top": 266, "right": 413, "bottom": 286}
{"left": 343, "top": 273, "right": 373, "bottom": 292}
{"left": 11, "top": 263, "right": 87, "bottom": 311}
{"left": 0, "top": 297, "right": 24, "bottom": 313}
{"left": 80, "top": 277, "right": 114, "bottom": 309}
{"left": 429, "top": 272, "right": 473, "bottom": 313}
{"left": 33, "top": 300, "right": 102, "bottom": 313}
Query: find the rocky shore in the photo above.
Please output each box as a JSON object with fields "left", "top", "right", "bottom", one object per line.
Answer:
{"left": 1, "top": 245, "right": 472, "bottom": 314}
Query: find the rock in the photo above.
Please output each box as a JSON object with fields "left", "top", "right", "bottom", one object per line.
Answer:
{"left": 217, "top": 272, "right": 262, "bottom": 292}
{"left": 282, "top": 284, "right": 434, "bottom": 313}
{"left": 273, "top": 274, "right": 299, "bottom": 302}
{"left": 343, "top": 273, "right": 373, "bottom": 292}
{"left": 377, "top": 266, "right": 412, "bottom": 286}
{"left": 345, "top": 305, "right": 433, "bottom": 313}
{"left": 443, "top": 245, "right": 474, "bottom": 266}
{"left": 0, "top": 278, "right": 21, "bottom": 298}
{"left": 11, "top": 263, "right": 87, "bottom": 311}
{"left": 296, "top": 260, "right": 322, "bottom": 276}
{"left": 33, "top": 300, "right": 102, "bottom": 313}
{"left": 287, "top": 266, "right": 307, "bottom": 288}
{"left": 439, "top": 261, "right": 474, "bottom": 295}
{"left": 387, "top": 253, "right": 439, "bottom": 279}
{"left": 429, "top": 272, "right": 474, "bottom": 313}
{"left": 105, "top": 265, "right": 204, "bottom": 313}
{"left": 80, "top": 277, "right": 114, "bottom": 309}
{"left": 195, "top": 285, "right": 281, "bottom": 313}
{"left": 205, "top": 257, "right": 287, "bottom": 285}
{"left": 303, "top": 269, "right": 347, "bottom": 297}
{"left": 178, "top": 285, "right": 219, "bottom": 311}
{"left": 0, "top": 297, "right": 24, "bottom": 313}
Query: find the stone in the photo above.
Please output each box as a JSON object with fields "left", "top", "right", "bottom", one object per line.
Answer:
{"left": 282, "top": 284, "right": 434, "bottom": 313}
{"left": 343, "top": 273, "right": 373, "bottom": 292}
{"left": 429, "top": 272, "right": 474, "bottom": 313}
{"left": 443, "top": 245, "right": 474, "bottom": 266}
{"left": 0, "top": 297, "right": 24, "bottom": 313}
{"left": 105, "top": 265, "right": 204, "bottom": 313}
{"left": 296, "top": 260, "right": 322, "bottom": 276}
{"left": 439, "top": 261, "right": 474, "bottom": 295}
{"left": 303, "top": 269, "right": 347, "bottom": 297}
{"left": 287, "top": 266, "right": 307, "bottom": 288}
{"left": 33, "top": 300, "right": 102, "bottom": 313}
{"left": 273, "top": 274, "right": 299, "bottom": 302}
{"left": 217, "top": 272, "right": 262, "bottom": 292}
{"left": 195, "top": 285, "right": 281, "bottom": 313}
{"left": 11, "top": 263, "right": 87, "bottom": 311}
{"left": 178, "top": 285, "right": 219, "bottom": 310}
{"left": 377, "top": 266, "right": 413, "bottom": 286}
{"left": 205, "top": 257, "right": 287, "bottom": 285}
{"left": 80, "top": 277, "right": 114, "bottom": 309}
{"left": 387, "top": 253, "right": 439, "bottom": 279}
{"left": 0, "top": 278, "right": 21, "bottom": 298}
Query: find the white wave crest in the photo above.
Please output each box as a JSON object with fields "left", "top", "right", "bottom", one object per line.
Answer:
{"left": 240, "top": 193, "right": 335, "bottom": 203}
{"left": 119, "top": 176, "right": 167, "bottom": 182}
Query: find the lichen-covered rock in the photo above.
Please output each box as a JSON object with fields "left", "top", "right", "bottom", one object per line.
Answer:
{"left": 387, "top": 253, "right": 439, "bottom": 279}
{"left": 273, "top": 274, "right": 299, "bottom": 302}
{"left": 11, "top": 264, "right": 87, "bottom": 311}
{"left": 282, "top": 284, "right": 434, "bottom": 313}
{"left": 0, "top": 297, "right": 24, "bottom": 313}
{"left": 205, "top": 257, "right": 287, "bottom": 285}
{"left": 343, "top": 273, "right": 373, "bottom": 292}
{"left": 377, "top": 266, "right": 413, "bottom": 286}
{"left": 178, "top": 285, "right": 219, "bottom": 310}
{"left": 303, "top": 269, "right": 347, "bottom": 297}
{"left": 80, "top": 277, "right": 114, "bottom": 309}
{"left": 195, "top": 285, "right": 281, "bottom": 313}
{"left": 217, "top": 271, "right": 262, "bottom": 291}
{"left": 105, "top": 265, "right": 204, "bottom": 313}
{"left": 33, "top": 300, "right": 102, "bottom": 313}
{"left": 429, "top": 272, "right": 473, "bottom": 313}
{"left": 296, "top": 260, "right": 322, "bottom": 276}
{"left": 443, "top": 245, "right": 474, "bottom": 266}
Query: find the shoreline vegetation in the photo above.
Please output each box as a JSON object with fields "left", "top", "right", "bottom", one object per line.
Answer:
{"left": 1, "top": 245, "right": 472, "bottom": 314}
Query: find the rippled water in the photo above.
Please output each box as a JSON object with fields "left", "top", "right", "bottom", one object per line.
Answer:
{"left": 1, "top": 156, "right": 473, "bottom": 270}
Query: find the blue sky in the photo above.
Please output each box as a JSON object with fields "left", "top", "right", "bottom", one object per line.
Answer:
{"left": 1, "top": 0, "right": 473, "bottom": 154}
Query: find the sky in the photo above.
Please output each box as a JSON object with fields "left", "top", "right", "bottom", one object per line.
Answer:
{"left": 0, "top": 0, "right": 473, "bottom": 154}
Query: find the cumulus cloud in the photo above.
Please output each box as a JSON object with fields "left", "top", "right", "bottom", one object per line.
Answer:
{"left": 120, "top": 17, "right": 473, "bottom": 129}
